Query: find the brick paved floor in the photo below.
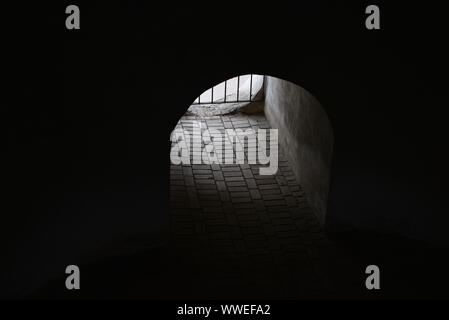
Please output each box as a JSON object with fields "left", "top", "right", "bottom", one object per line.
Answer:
{"left": 169, "top": 111, "right": 360, "bottom": 299}
{"left": 27, "top": 111, "right": 448, "bottom": 299}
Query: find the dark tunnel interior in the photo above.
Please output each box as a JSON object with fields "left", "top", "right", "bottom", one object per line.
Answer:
{"left": 2, "top": 1, "right": 449, "bottom": 299}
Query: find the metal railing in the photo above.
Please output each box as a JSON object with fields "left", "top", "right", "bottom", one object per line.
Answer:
{"left": 193, "top": 74, "right": 265, "bottom": 105}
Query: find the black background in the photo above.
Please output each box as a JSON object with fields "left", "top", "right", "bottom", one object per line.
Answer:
{"left": 2, "top": 0, "right": 449, "bottom": 305}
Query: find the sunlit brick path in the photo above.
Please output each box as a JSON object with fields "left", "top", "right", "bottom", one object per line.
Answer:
{"left": 169, "top": 112, "right": 359, "bottom": 299}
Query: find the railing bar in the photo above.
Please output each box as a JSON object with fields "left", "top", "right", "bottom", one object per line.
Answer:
{"left": 224, "top": 80, "right": 227, "bottom": 103}
{"left": 237, "top": 76, "right": 240, "bottom": 101}
{"left": 211, "top": 86, "right": 214, "bottom": 103}
{"left": 249, "top": 74, "right": 253, "bottom": 102}
{"left": 262, "top": 75, "right": 265, "bottom": 98}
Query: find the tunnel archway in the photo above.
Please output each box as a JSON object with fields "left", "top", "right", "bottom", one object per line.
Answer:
{"left": 170, "top": 74, "right": 334, "bottom": 225}
{"left": 168, "top": 74, "right": 336, "bottom": 298}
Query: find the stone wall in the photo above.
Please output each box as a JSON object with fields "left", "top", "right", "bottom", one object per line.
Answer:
{"left": 264, "top": 76, "right": 333, "bottom": 223}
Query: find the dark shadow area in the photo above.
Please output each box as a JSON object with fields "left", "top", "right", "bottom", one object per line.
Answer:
{"left": 2, "top": 1, "right": 449, "bottom": 298}
{"left": 28, "top": 232, "right": 449, "bottom": 299}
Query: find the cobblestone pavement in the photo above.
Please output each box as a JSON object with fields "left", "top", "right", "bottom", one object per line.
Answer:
{"left": 169, "top": 112, "right": 360, "bottom": 299}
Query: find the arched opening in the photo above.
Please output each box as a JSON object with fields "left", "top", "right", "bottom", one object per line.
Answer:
{"left": 168, "top": 75, "right": 338, "bottom": 298}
